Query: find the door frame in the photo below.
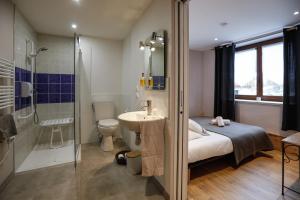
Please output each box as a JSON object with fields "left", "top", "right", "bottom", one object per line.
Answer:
{"left": 171, "top": 0, "right": 189, "bottom": 199}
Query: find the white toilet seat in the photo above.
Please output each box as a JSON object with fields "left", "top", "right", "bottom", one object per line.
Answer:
{"left": 98, "top": 119, "right": 119, "bottom": 128}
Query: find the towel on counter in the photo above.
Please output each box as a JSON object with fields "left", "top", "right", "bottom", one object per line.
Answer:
{"left": 0, "top": 114, "right": 17, "bottom": 142}
{"left": 140, "top": 118, "right": 165, "bottom": 177}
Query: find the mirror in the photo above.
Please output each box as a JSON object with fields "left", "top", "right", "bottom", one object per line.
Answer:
{"left": 142, "top": 30, "right": 167, "bottom": 90}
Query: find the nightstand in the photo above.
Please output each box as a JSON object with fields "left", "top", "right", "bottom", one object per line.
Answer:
{"left": 282, "top": 132, "right": 300, "bottom": 195}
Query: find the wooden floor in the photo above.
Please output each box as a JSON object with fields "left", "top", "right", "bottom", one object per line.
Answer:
{"left": 188, "top": 151, "right": 300, "bottom": 200}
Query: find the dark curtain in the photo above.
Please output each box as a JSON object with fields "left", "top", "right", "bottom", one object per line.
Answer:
{"left": 214, "top": 44, "right": 236, "bottom": 120}
{"left": 282, "top": 25, "right": 300, "bottom": 131}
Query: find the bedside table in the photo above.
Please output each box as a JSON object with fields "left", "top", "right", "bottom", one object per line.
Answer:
{"left": 282, "top": 132, "right": 300, "bottom": 195}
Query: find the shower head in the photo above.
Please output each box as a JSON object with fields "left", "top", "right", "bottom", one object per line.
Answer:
{"left": 37, "top": 47, "right": 48, "bottom": 54}
{"left": 30, "top": 47, "right": 48, "bottom": 57}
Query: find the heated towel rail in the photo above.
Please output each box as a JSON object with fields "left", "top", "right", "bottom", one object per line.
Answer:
{"left": 0, "top": 57, "right": 14, "bottom": 191}
{"left": 0, "top": 57, "right": 14, "bottom": 112}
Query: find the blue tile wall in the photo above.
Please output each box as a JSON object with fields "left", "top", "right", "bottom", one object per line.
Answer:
{"left": 15, "top": 67, "right": 32, "bottom": 111}
{"left": 15, "top": 67, "right": 75, "bottom": 109}
{"left": 152, "top": 76, "right": 165, "bottom": 90}
{"left": 35, "top": 73, "right": 75, "bottom": 104}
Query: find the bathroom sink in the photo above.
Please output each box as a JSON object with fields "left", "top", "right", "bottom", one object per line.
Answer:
{"left": 118, "top": 111, "right": 163, "bottom": 133}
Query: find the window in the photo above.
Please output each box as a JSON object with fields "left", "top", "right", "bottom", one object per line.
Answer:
{"left": 235, "top": 49, "right": 257, "bottom": 96}
{"left": 262, "top": 43, "right": 284, "bottom": 96}
{"left": 234, "top": 38, "right": 283, "bottom": 101}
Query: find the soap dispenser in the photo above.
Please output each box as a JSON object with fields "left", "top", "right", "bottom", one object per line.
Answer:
{"left": 148, "top": 73, "right": 153, "bottom": 89}
{"left": 140, "top": 73, "right": 145, "bottom": 88}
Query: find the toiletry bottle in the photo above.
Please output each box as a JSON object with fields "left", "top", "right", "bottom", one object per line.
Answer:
{"left": 140, "top": 73, "right": 145, "bottom": 88}
{"left": 148, "top": 73, "right": 153, "bottom": 89}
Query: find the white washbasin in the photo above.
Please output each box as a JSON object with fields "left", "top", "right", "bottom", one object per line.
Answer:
{"left": 118, "top": 111, "right": 163, "bottom": 133}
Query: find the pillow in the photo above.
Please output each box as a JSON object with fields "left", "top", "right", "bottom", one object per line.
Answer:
{"left": 188, "top": 130, "right": 202, "bottom": 141}
{"left": 189, "top": 119, "right": 210, "bottom": 136}
{"left": 189, "top": 119, "right": 203, "bottom": 134}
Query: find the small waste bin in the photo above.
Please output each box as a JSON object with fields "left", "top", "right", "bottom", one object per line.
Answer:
{"left": 126, "top": 151, "right": 141, "bottom": 175}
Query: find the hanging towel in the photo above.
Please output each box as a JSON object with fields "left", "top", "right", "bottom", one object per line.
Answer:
{"left": 140, "top": 118, "right": 165, "bottom": 177}
{"left": 0, "top": 114, "right": 17, "bottom": 142}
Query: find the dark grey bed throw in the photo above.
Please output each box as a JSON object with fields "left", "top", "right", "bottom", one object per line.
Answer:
{"left": 192, "top": 117, "right": 273, "bottom": 165}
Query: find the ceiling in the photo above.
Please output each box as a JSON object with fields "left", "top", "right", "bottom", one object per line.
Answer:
{"left": 189, "top": 0, "right": 300, "bottom": 50}
{"left": 13, "top": 0, "right": 152, "bottom": 39}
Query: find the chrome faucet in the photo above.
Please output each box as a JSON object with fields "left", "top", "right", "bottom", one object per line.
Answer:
{"left": 146, "top": 100, "right": 152, "bottom": 116}
{"left": 136, "top": 100, "right": 152, "bottom": 115}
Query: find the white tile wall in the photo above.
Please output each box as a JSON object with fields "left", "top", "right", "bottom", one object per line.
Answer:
{"left": 36, "top": 34, "right": 74, "bottom": 74}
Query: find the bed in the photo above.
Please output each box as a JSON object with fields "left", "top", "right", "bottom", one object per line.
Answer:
{"left": 188, "top": 117, "right": 274, "bottom": 179}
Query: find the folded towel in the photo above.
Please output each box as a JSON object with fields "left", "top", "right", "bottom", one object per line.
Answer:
{"left": 211, "top": 117, "right": 230, "bottom": 126}
{"left": 0, "top": 114, "right": 17, "bottom": 142}
{"left": 216, "top": 116, "right": 225, "bottom": 127}
{"left": 140, "top": 118, "right": 165, "bottom": 177}
{"left": 211, "top": 119, "right": 230, "bottom": 125}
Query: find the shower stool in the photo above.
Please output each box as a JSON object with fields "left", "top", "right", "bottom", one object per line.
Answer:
{"left": 38, "top": 118, "right": 74, "bottom": 148}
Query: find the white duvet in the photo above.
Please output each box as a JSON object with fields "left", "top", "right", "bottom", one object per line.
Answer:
{"left": 188, "top": 130, "right": 233, "bottom": 163}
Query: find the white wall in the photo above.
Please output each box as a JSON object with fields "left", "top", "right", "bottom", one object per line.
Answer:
{"left": 189, "top": 50, "right": 203, "bottom": 117}
{"left": 194, "top": 49, "right": 294, "bottom": 137}
{"left": 0, "top": 0, "right": 14, "bottom": 61}
{"left": 121, "top": 0, "right": 171, "bottom": 192}
{"left": 201, "top": 50, "right": 215, "bottom": 117}
{"left": 79, "top": 36, "right": 123, "bottom": 144}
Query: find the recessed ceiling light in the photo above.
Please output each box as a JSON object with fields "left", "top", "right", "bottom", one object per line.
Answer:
{"left": 71, "top": 24, "right": 77, "bottom": 29}
{"left": 73, "top": 0, "right": 80, "bottom": 2}
{"left": 294, "top": 11, "right": 299, "bottom": 15}
{"left": 214, "top": 38, "right": 219, "bottom": 41}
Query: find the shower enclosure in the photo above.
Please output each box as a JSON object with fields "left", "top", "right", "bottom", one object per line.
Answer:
{"left": 13, "top": 10, "right": 81, "bottom": 172}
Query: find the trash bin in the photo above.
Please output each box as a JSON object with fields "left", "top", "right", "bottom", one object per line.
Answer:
{"left": 126, "top": 150, "right": 141, "bottom": 175}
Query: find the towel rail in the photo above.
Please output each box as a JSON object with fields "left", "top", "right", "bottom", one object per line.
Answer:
{"left": 0, "top": 57, "right": 14, "bottom": 113}
{"left": 0, "top": 104, "right": 13, "bottom": 110}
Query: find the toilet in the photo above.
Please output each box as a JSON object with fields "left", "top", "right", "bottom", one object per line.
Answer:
{"left": 93, "top": 101, "right": 119, "bottom": 151}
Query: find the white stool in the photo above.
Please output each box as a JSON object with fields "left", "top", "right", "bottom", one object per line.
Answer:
{"left": 50, "top": 126, "right": 64, "bottom": 148}
{"left": 38, "top": 118, "right": 74, "bottom": 149}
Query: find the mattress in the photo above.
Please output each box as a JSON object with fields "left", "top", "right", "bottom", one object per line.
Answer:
{"left": 188, "top": 130, "right": 233, "bottom": 164}
{"left": 192, "top": 117, "right": 273, "bottom": 164}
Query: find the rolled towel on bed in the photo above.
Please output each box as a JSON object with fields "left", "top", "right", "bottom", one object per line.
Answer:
{"left": 216, "top": 116, "right": 225, "bottom": 127}
{"left": 211, "top": 118, "right": 230, "bottom": 126}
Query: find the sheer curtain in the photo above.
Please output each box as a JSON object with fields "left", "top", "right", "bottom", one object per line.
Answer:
{"left": 214, "top": 44, "right": 236, "bottom": 120}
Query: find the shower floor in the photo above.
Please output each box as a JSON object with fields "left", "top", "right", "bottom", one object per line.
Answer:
{"left": 16, "top": 140, "right": 75, "bottom": 173}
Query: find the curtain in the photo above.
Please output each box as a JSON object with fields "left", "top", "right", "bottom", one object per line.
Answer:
{"left": 214, "top": 44, "right": 236, "bottom": 120}
{"left": 282, "top": 25, "right": 300, "bottom": 131}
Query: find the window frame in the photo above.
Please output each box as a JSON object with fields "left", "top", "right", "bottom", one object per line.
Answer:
{"left": 235, "top": 37, "right": 283, "bottom": 102}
